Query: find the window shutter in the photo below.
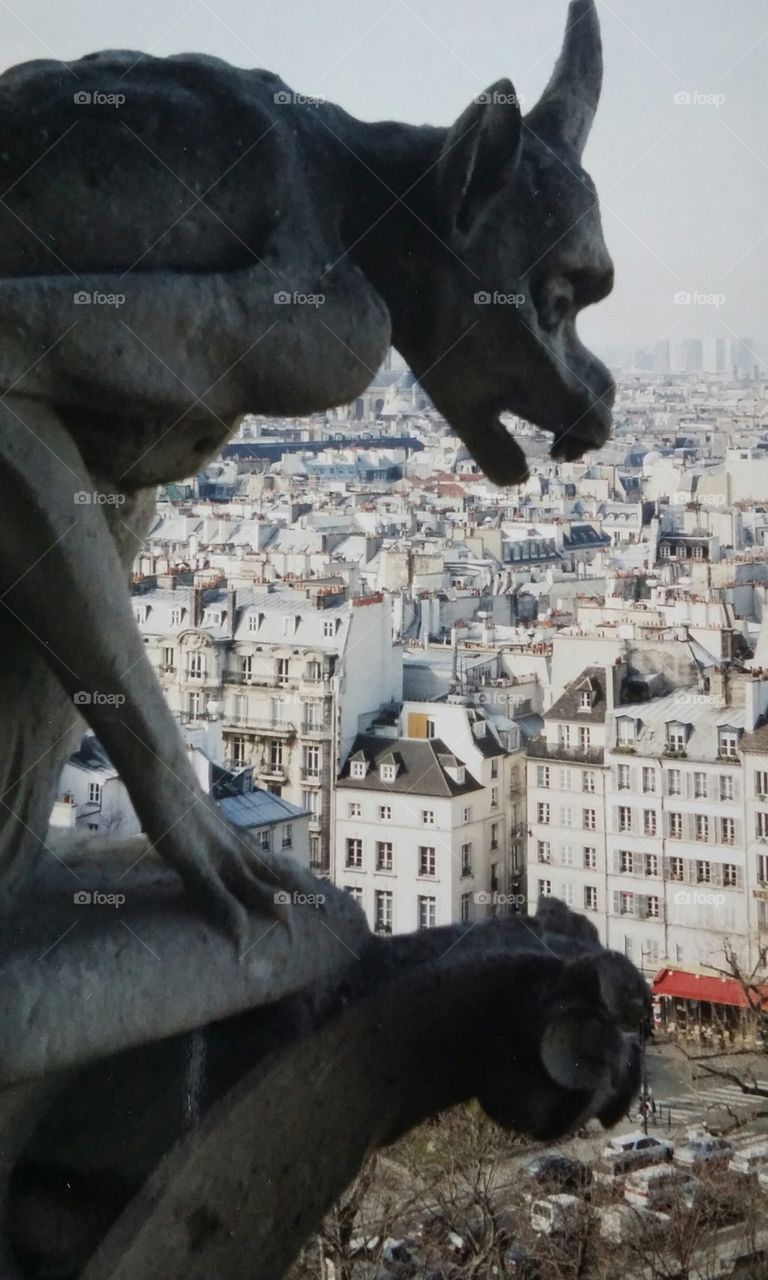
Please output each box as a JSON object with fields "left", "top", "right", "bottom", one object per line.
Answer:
{"left": 710, "top": 862, "right": 723, "bottom": 887}
{"left": 612, "top": 891, "right": 622, "bottom": 915}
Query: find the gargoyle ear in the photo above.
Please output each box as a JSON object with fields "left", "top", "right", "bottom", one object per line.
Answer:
{"left": 437, "top": 78, "right": 523, "bottom": 235}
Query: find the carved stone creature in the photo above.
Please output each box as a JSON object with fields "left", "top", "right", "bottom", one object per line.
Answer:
{"left": 8, "top": 903, "right": 647, "bottom": 1280}
{"left": 0, "top": 0, "right": 613, "bottom": 940}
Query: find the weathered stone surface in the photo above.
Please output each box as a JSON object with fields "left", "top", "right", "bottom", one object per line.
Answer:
{"left": 0, "top": 834, "right": 368, "bottom": 1082}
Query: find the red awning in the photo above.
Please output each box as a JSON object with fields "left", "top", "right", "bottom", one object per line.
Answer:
{"left": 653, "top": 968, "right": 768, "bottom": 1010}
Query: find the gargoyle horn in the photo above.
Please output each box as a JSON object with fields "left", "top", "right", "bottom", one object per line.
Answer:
{"left": 525, "top": 0, "right": 603, "bottom": 158}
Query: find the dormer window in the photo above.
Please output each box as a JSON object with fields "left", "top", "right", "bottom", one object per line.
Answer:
{"left": 380, "top": 764, "right": 397, "bottom": 784}
{"left": 666, "top": 721, "right": 687, "bottom": 753}
{"left": 616, "top": 716, "right": 636, "bottom": 748}
{"left": 206, "top": 611, "right": 222, "bottom": 627}
{"left": 718, "top": 726, "right": 740, "bottom": 759}
{"left": 323, "top": 619, "right": 337, "bottom": 638}
{"left": 579, "top": 690, "right": 593, "bottom": 712}
{"left": 170, "top": 607, "right": 184, "bottom": 627}
{"left": 350, "top": 751, "right": 368, "bottom": 780}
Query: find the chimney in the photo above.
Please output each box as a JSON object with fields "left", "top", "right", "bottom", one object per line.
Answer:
{"left": 710, "top": 667, "right": 729, "bottom": 709}
{"left": 451, "top": 625, "right": 459, "bottom": 681}
{"left": 226, "top": 587, "right": 237, "bottom": 639}
{"left": 190, "top": 585, "right": 205, "bottom": 628}
{"left": 605, "top": 657, "right": 626, "bottom": 714}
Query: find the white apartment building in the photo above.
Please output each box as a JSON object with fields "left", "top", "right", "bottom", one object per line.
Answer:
{"left": 335, "top": 699, "right": 524, "bottom": 934}
{"left": 51, "top": 730, "right": 310, "bottom": 864}
{"left": 134, "top": 583, "right": 402, "bottom": 874}
{"left": 527, "top": 658, "right": 768, "bottom": 975}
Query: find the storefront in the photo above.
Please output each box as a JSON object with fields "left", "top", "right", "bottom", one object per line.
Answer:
{"left": 652, "top": 966, "right": 768, "bottom": 1048}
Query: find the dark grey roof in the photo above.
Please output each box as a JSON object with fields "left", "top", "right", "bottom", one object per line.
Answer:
{"left": 338, "top": 735, "right": 482, "bottom": 797}
{"left": 545, "top": 667, "right": 608, "bottom": 724}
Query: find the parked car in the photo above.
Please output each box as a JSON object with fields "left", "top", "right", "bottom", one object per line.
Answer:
{"left": 530, "top": 1194, "right": 588, "bottom": 1239}
{"left": 624, "top": 1165, "right": 699, "bottom": 1212}
{"left": 521, "top": 1154, "right": 592, "bottom": 1200}
{"left": 596, "top": 1204, "right": 669, "bottom": 1245}
{"left": 593, "top": 1132, "right": 673, "bottom": 1185}
{"left": 674, "top": 1134, "right": 734, "bottom": 1172}
{"left": 729, "top": 1141, "right": 768, "bottom": 1181}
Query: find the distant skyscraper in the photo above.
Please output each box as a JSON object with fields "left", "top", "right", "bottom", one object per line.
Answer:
{"left": 683, "top": 338, "right": 703, "bottom": 372}
{"left": 653, "top": 340, "right": 670, "bottom": 373}
{"left": 733, "top": 337, "right": 757, "bottom": 378}
{"left": 703, "top": 337, "right": 730, "bottom": 373}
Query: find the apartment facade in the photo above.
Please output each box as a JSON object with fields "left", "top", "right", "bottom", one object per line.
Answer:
{"left": 134, "top": 583, "right": 402, "bottom": 874}
{"left": 335, "top": 700, "right": 524, "bottom": 934}
{"left": 527, "top": 661, "right": 768, "bottom": 974}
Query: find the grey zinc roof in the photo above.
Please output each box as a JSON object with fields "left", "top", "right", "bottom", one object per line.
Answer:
{"left": 338, "top": 735, "right": 482, "bottom": 797}
{"left": 217, "top": 789, "right": 307, "bottom": 829}
{"left": 546, "top": 667, "right": 607, "bottom": 723}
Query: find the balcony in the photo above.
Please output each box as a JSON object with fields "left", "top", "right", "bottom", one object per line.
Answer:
{"left": 528, "top": 738, "right": 604, "bottom": 766}
{"left": 256, "top": 762, "right": 288, "bottom": 783}
{"left": 301, "top": 722, "right": 330, "bottom": 739}
{"left": 301, "top": 769, "right": 323, "bottom": 786}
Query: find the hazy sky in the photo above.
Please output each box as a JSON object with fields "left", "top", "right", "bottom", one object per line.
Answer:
{"left": 2, "top": 1, "right": 766, "bottom": 360}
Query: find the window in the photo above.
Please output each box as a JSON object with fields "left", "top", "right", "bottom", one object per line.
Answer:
{"left": 561, "top": 844, "right": 575, "bottom": 867}
{"left": 188, "top": 691, "right": 203, "bottom": 718}
{"left": 558, "top": 725, "right": 571, "bottom": 748}
{"left": 161, "top": 645, "right": 174, "bottom": 670}
{"left": 380, "top": 763, "right": 397, "bottom": 784}
{"left": 306, "top": 659, "right": 322, "bottom": 682}
{"left": 720, "top": 775, "right": 735, "bottom": 802}
{"left": 584, "top": 885, "right": 598, "bottom": 911}
{"left": 345, "top": 838, "right": 363, "bottom": 869}
{"left": 695, "top": 814, "right": 709, "bottom": 843}
{"left": 379, "top": 805, "right": 392, "bottom": 822}
{"left": 579, "top": 689, "right": 593, "bottom": 711}
{"left": 303, "top": 700, "right": 323, "bottom": 730}
{"left": 561, "top": 806, "right": 574, "bottom": 828}
{"left": 421, "top": 810, "right": 435, "bottom": 826}
{"left": 418, "top": 895, "right": 436, "bottom": 929}
{"left": 425, "top": 718, "right": 436, "bottom": 740}
{"left": 350, "top": 760, "right": 367, "bottom": 780}
{"left": 643, "top": 810, "right": 657, "bottom": 837}
{"left": 669, "top": 812, "right": 683, "bottom": 839}
{"left": 374, "top": 890, "right": 393, "bottom": 934}
{"left": 758, "top": 812, "right": 768, "bottom": 841}
{"left": 666, "top": 722, "right": 686, "bottom": 752}
{"left": 616, "top": 717, "right": 635, "bottom": 748}
{"left": 240, "top": 654, "right": 253, "bottom": 680}
{"left": 461, "top": 892, "right": 471, "bottom": 923}
{"left": 617, "top": 764, "right": 631, "bottom": 791}
{"left": 560, "top": 768, "right": 574, "bottom": 791}
{"left": 257, "top": 829, "right": 271, "bottom": 852}
{"left": 619, "top": 892, "right": 635, "bottom": 916}
{"left": 88, "top": 782, "right": 102, "bottom": 805}
{"left": 642, "top": 767, "right": 655, "bottom": 794}
{"left": 619, "top": 850, "right": 634, "bottom": 874}
{"left": 491, "top": 787, "right": 499, "bottom": 808}
{"left": 723, "top": 864, "right": 737, "bottom": 887}
{"left": 645, "top": 896, "right": 660, "bottom": 920}
{"left": 668, "top": 769, "right": 682, "bottom": 796}
{"left": 277, "top": 657, "right": 290, "bottom": 687}
{"left": 186, "top": 652, "right": 205, "bottom": 680}
{"left": 583, "top": 770, "right": 596, "bottom": 793}
{"left": 537, "top": 840, "right": 551, "bottom": 864}
{"left": 718, "top": 727, "right": 739, "bottom": 759}
{"left": 491, "top": 759, "right": 499, "bottom": 779}
{"left": 269, "top": 740, "right": 284, "bottom": 769}
{"left": 348, "top": 802, "right": 362, "bottom": 818}
{"left": 694, "top": 772, "right": 708, "bottom": 800}
{"left": 303, "top": 744, "right": 321, "bottom": 778}
{"left": 536, "top": 765, "right": 550, "bottom": 788}
{"left": 345, "top": 885, "right": 363, "bottom": 904}
{"left": 302, "top": 790, "right": 320, "bottom": 816}
{"left": 618, "top": 806, "right": 632, "bottom": 832}
{"left": 323, "top": 619, "right": 335, "bottom": 638}
{"left": 696, "top": 860, "right": 711, "bottom": 884}
{"left": 756, "top": 770, "right": 768, "bottom": 798}
{"left": 759, "top": 855, "right": 768, "bottom": 885}
{"left": 461, "top": 843, "right": 473, "bottom": 876}
{"left": 170, "top": 607, "right": 183, "bottom": 627}
{"left": 463, "top": 806, "right": 473, "bottom": 823}
{"left": 645, "top": 853, "right": 659, "bottom": 877}
{"left": 721, "top": 817, "right": 735, "bottom": 846}
{"left": 231, "top": 735, "right": 248, "bottom": 766}
{"left": 583, "top": 808, "right": 596, "bottom": 831}
{"left": 281, "top": 824, "right": 293, "bottom": 849}
{"left": 376, "top": 841, "right": 393, "bottom": 872}
{"left": 670, "top": 856, "right": 684, "bottom": 881}
{"left": 583, "top": 847, "right": 597, "bottom": 869}
{"left": 418, "top": 846, "right": 436, "bottom": 876}
{"left": 538, "top": 879, "right": 552, "bottom": 898}
{"left": 537, "top": 803, "right": 551, "bottom": 824}
{"left": 578, "top": 727, "right": 591, "bottom": 752}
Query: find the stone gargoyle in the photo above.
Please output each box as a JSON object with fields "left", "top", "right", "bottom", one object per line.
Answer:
{"left": 7, "top": 901, "right": 647, "bottom": 1280}
{"left": 0, "top": 0, "right": 614, "bottom": 945}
